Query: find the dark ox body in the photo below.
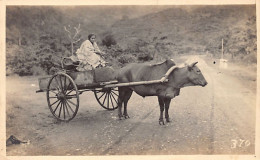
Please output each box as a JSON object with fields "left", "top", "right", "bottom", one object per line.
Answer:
{"left": 116, "top": 59, "right": 208, "bottom": 125}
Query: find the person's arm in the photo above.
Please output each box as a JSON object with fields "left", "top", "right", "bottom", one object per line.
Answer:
{"left": 93, "top": 42, "right": 103, "bottom": 55}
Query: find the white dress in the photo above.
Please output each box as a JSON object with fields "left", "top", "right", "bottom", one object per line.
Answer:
{"left": 76, "top": 40, "right": 105, "bottom": 68}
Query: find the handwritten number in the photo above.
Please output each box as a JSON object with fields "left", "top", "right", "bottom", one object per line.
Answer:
{"left": 239, "top": 139, "right": 245, "bottom": 147}
{"left": 231, "top": 140, "right": 237, "bottom": 149}
{"left": 231, "top": 139, "right": 250, "bottom": 149}
{"left": 245, "top": 140, "right": 250, "bottom": 147}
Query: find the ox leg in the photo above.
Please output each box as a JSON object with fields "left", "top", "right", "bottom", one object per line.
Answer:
{"left": 164, "top": 98, "right": 171, "bottom": 122}
{"left": 123, "top": 89, "right": 133, "bottom": 119}
{"left": 118, "top": 87, "right": 125, "bottom": 120}
{"left": 158, "top": 97, "right": 165, "bottom": 125}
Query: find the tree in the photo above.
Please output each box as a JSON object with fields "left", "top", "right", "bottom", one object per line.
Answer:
{"left": 64, "top": 24, "right": 81, "bottom": 55}
{"left": 6, "top": 25, "right": 22, "bottom": 45}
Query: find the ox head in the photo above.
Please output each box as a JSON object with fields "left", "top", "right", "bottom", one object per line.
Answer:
{"left": 186, "top": 62, "right": 208, "bottom": 87}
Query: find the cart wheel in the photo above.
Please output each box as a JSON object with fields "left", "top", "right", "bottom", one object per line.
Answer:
{"left": 47, "top": 73, "right": 79, "bottom": 122}
{"left": 94, "top": 88, "right": 118, "bottom": 110}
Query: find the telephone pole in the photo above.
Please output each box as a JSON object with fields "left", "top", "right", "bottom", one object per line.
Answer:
{"left": 222, "top": 38, "right": 224, "bottom": 59}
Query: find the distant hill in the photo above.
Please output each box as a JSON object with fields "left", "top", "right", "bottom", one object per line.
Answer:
{"left": 6, "top": 6, "right": 172, "bottom": 45}
{"left": 106, "top": 5, "right": 256, "bottom": 59}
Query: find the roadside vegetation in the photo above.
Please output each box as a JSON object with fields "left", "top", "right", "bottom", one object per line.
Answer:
{"left": 6, "top": 5, "right": 256, "bottom": 76}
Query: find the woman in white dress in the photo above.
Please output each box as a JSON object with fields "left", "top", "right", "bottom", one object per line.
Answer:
{"left": 76, "top": 33, "right": 106, "bottom": 70}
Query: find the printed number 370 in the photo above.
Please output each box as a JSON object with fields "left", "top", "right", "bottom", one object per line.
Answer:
{"left": 231, "top": 139, "right": 250, "bottom": 149}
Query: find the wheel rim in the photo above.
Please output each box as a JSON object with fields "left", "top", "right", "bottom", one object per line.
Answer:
{"left": 94, "top": 88, "right": 118, "bottom": 110}
{"left": 47, "top": 73, "right": 79, "bottom": 121}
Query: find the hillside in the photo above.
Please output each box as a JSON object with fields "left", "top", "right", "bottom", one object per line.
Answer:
{"left": 6, "top": 5, "right": 256, "bottom": 76}
{"left": 108, "top": 5, "right": 256, "bottom": 59}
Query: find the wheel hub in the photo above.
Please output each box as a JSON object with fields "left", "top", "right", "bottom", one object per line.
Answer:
{"left": 57, "top": 92, "right": 66, "bottom": 100}
{"left": 101, "top": 88, "right": 111, "bottom": 93}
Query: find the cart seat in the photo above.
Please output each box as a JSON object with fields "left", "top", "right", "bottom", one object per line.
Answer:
{"left": 61, "top": 56, "right": 81, "bottom": 71}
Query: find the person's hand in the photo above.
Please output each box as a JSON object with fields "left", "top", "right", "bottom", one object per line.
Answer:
{"left": 99, "top": 52, "right": 106, "bottom": 56}
{"left": 95, "top": 51, "right": 101, "bottom": 55}
{"left": 95, "top": 51, "right": 105, "bottom": 56}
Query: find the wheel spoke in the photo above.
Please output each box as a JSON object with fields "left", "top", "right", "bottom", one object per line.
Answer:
{"left": 53, "top": 101, "right": 61, "bottom": 113}
{"left": 111, "top": 90, "right": 118, "bottom": 96}
{"left": 54, "top": 87, "right": 60, "bottom": 92}
{"left": 110, "top": 93, "right": 115, "bottom": 109}
{"left": 50, "top": 99, "right": 59, "bottom": 107}
{"left": 49, "top": 90, "right": 58, "bottom": 95}
{"left": 66, "top": 81, "right": 73, "bottom": 92}
{"left": 64, "top": 76, "right": 67, "bottom": 92}
{"left": 49, "top": 96, "right": 58, "bottom": 99}
{"left": 66, "top": 94, "right": 77, "bottom": 97}
{"left": 67, "top": 99, "right": 77, "bottom": 107}
{"left": 65, "top": 100, "right": 75, "bottom": 114}
{"left": 58, "top": 102, "right": 63, "bottom": 118}
{"left": 102, "top": 93, "right": 108, "bottom": 106}
{"left": 50, "top": 85, "right": 59, "bottom": 92}
{"left": 59, "top": 75, "right": 64, "bottom": 92}
{"left": 64, "top": 101, "right": 71, "bottom": 117}
{"left": 66, "top": 94, "right": 77, "bottom": 99}
{"left": 63, "top": 101, "right": 66, "bottom": 119}
{"left": 110, "top": 92, "right": 118, "bottom": 104}
{"left": 54, "top": 76, "right": 61, "bottom": 91}
{"left": 66, "top": 88, "right": 74, "bottom": 95}
{"left": 107, "top": 92, "right": 110, "bottom": 109}
{"left": 97, "top": 92, "right": 106, "bottom": 100}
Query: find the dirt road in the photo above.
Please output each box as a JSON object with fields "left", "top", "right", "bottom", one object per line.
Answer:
{"left": 6, "top": 55, "right": 256, "bottom": 155}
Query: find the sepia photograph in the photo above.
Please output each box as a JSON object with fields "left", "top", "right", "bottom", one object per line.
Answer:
{"left": 1, "top": 1, "right": 258, "bottom": 159}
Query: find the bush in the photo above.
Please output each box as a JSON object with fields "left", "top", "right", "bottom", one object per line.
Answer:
{"left": 243, "top": 53, "right": 257, "bottom": 64}
{"left": 102, "top": 34, "right": 117, "bottom": 47}
{"left": 31, "top": 65, "right": 47, "bottom": 75}
{"left": 118, "top": 55, "right": 136, "bottom": 65}
{"left": 101, "top": 44, "right": 123, "bottom": 58}
{"left": 137, "top": 52, "right": 153, "bottom": 61}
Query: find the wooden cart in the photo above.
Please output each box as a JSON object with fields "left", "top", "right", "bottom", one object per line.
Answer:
{"left": 36, "top": 60, "right": 175, "bottom": 122}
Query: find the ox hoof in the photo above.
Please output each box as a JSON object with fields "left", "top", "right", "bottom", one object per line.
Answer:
{"left": 124, "top": 115, "right": 130, "bottom": 119}
{"left": 159, "top": 119, "right": 165, "bottom": 125}
{"left": 166, "top": 117, "right": 171, "bottom": 123}
{"left": 118, "top": 114, "right": 123, "bottom": 120}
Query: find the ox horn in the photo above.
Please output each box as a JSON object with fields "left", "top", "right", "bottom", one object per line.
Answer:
{"left": 191, "top": 61, "right": 198, "bottom": 67}
{"left": 188, "top": 62, "right": 198, "bottom": 70}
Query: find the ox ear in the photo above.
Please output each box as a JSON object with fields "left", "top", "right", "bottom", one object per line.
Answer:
{"left": 188, "top": 62, "right": 198, "bottom": 71}
{"left": 166, "top": 59, "right": 176, "bottom": 66}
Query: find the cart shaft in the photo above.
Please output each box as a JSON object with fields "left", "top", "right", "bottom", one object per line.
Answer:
{"left": 103, "top": 66, "right": 177, "bottom": 88}
{"left": 104, "top": 78, "right": 168, "bottom": 88}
